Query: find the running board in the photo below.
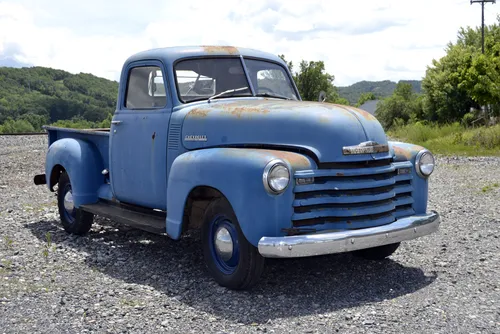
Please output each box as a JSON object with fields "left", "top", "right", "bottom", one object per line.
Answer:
{"left": 80, "top": 201, "right": 167, "bottom": 235}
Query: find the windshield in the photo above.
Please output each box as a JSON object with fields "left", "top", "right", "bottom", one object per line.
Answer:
{"left": 175, "top": 58, "right": 252, "bottom": 103}
{"left": 174, "top": 57, "right": 298, "bottom": 103}
{"left": 244, "top": 59, "right": 298, "bottom": 100}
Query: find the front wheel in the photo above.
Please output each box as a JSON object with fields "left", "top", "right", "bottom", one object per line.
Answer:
{"left": 352, "top": 242, "right": 401, "bottom": 260}
{"left": 201, "top": 198, "right": 265, "bottom": 290}
{"left": 57, "top": 171, "right": 94, "bottom": 235}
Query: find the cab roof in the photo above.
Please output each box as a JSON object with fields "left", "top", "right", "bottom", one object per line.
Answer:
{"left": 124, "top": 45, "right": 285, "bottom": 67}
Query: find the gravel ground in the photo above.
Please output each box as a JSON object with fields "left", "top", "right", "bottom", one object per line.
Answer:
{"left": 0, "top": 135, "right": 499, "bottom": 334}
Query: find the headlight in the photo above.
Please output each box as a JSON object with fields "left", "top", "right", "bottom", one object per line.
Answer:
{"left": 263, "top": 160, "right": 290, "bottom": 194}
{"left": 415, "top": 150, "right": 435, "bottom": 178}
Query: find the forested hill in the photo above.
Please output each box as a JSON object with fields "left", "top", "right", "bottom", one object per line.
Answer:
{"left": 338, "top": 80, "right": 422, "bottom": 105}
{"left": 0, "top": 66, "right": 118, "bottom": 132}
{"left": 0, "top": 65, "right": 423, "bottom": 132}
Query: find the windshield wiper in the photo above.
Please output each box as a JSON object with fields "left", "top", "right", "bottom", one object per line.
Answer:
{"left": 255, "top": 92, "right": 291, "bottom": 100}
{"left": 208, "top": 86, "right": 249, "bottom": 102}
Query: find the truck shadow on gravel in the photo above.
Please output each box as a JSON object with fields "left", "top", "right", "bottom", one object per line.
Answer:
{"left": 27, "top": 218, "right": 437, "bottom": 324}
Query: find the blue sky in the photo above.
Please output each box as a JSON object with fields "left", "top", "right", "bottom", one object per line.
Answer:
{"left": 0, "top": 0, "right": 498, "bottom": 86}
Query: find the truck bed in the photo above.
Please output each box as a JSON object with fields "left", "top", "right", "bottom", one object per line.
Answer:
{"left": 44, "top": 126, "right": 110, "bottom": 169}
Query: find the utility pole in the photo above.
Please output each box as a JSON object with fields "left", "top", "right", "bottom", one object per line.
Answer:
{"left": 470, "top": 0, "right": 496, "bottom": 54}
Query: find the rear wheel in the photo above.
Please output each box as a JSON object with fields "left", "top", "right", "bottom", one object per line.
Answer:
{"left": 57, "top": 171, "right": 94, "bottom": 235}
{"left": 352, "top": 242, "right": 401, "bottom": 260}
{"left": 201, "top": 198, "right": 265, "bottom": 290}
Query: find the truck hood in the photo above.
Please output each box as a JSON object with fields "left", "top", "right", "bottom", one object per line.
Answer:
{"left": 181, "top": 99, "right": 391, "bottom": 163}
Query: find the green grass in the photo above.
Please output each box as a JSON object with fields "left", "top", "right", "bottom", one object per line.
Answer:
{"left": 388, "top": 122, "right": 500, "bottom": 156}
{"left": 481, "top": 183, "right": 500, "bottom": 193}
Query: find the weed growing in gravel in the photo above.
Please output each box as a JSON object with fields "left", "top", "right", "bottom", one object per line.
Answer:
{"left": 41, "top": 232, "right": 56, "bottom": 260}
{"left": 120, "top": 298, "right": 144, "bottom": 307}
{"left": 481, "top": 183, "right": 500, "bottom": 193}
{"left": 3, "top": 235, "right": 14, "bottom": 249}
{"left": 1, "top": 259, "right": 13, "bottom": 271}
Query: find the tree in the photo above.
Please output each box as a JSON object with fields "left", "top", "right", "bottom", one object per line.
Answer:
{"left": 375, "top": 82, "right": 422, "bottom": 129}
{"left": 0, "top": 118, "right": 35, "bottom": 133}
{"left": 422, "top": 15, "right": 500, "bottom": 123}
{"left": 356, "top": 92, "right": 376, "bottom": 107}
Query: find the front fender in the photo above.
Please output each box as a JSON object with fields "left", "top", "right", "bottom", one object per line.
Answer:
{"left": 45, "top": 138, "right": 104, "bottom": 207}
{"left": 389, "top": 141, "right": 429, "bottom": 214}
{"left": 166, "top": 148, "right": 315, "bottom": 245}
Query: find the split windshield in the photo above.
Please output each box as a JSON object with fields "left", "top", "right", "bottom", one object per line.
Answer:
{"left": 174, "top": 57, "right": 298, "bottom": 103}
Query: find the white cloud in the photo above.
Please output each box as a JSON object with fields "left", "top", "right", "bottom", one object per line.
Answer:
{"left": 1, "top": 0, "right": 498, "bottom": 85}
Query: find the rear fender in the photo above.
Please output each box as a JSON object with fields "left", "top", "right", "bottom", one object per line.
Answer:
{"left": 166, "top": 148, "right": 315, "bottom": 246}
{"left": 45, "top": 138, "right": 105, "bottom": 207}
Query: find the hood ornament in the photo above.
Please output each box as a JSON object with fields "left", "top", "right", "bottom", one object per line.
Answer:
{"left": 342, "top": 141, "right": 389, "bottom": 155}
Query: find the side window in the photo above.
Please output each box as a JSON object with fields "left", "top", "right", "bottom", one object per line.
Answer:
{"left": 125, "top": 66, "right": 167, "bottom": 109}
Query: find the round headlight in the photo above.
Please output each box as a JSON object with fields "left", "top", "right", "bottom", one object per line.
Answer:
{"left": 416, "top": 150, "right": 435, "bottom": 177}
{"left": 263, "top": 160, "right": 290, "bottom": 194}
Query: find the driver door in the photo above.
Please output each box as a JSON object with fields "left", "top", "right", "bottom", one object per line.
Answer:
{"left": 109, "top": 60, "right": 172, "bottom": 210}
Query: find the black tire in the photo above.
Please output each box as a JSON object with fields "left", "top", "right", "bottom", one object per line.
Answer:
{"left": 57, "top": 171, "right": 94, "bottom": 235}
{"left": 353, "top": 242, "right": 401, "bottom": 260}
{"left": 201, "top": 198, "right": 265, "bottom": 290}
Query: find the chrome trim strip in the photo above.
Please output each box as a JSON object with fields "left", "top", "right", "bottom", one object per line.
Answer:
{"left": 258, "top": 211, "right": 440, "bottom": 258}
{"left": 342, "top": 141, "right": 389, "bottom": 155}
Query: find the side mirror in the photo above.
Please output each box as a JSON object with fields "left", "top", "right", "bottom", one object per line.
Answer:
{"left": 318, "top": 91, "right": 326, "bottom": 102}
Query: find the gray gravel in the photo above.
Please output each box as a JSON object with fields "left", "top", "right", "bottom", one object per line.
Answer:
{"left": 0, "top": 135, "right": 499, "bottom": 334}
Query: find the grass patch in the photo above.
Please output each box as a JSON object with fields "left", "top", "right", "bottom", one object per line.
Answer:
{"left": 481, "top": 183, "right": 499, "bottom": 193}
{"left": 388, "top": 122, "right": 500, "bottom": 156}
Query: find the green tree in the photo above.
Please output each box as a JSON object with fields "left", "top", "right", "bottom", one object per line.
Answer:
{"left": 422, "top": 15, "right": 500, "bottom": 123}
{"left": 294, "top": 60, "right": 338, "bottom": 102}
{"left": 375, "top": 82, "right": 422, "bottom": 129}
{"left": 0, "top": 118, "right": 35, "bottom": 133}
{"left": 356, "top": 92, "right": 376, "bottom": 107}
{"left": 278, "top": 54, "right": 346, "bottom": 104}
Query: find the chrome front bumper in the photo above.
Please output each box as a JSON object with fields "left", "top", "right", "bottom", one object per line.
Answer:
{"left": 258, "top": 211, "right": 441, "bottom": 258}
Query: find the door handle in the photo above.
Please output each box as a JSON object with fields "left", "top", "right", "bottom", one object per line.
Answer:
{"left": 111, "top": 120, "right": 122, "bottom": 125}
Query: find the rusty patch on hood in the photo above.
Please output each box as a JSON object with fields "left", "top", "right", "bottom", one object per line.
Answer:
{"left": 350, "top": 106, "right": 378, "bottom": 121}
{"left": 202, "top": 46, "right": 239, "bottom": 55}
{"left": 187, "top": 108, "right": 210, "bottom": 118}
{"left": 220, "top": 104, "right": 270, "bottom": 118}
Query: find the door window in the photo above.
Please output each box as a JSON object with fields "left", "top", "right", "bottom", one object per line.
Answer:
{"left": 125, "top": 66, "right": 167, "bottom": 109}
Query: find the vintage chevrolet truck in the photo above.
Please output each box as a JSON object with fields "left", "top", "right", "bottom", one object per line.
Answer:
{"left": 34, "top": 46, "right": 441, "bottom": 290}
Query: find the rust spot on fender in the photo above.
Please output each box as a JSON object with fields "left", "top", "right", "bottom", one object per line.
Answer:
{"left": 392, "top": 144, "right": 423, "bottom": 160}
{"left": 392, "top": 147, "right": 411, "bottom": 160}
{"left": 336, "top": 172, "right": 344, "bottom": 176}
{"left": 222, "top": 148, "right": 311, "bottom": 168}
{"left": 202, "top": 45, "right": 239, "bottom": 55}
{"left": 260, "top": 150, "right": 310, "bottom": 168}
{"left": 187, "top": 108, "right": 210, "bottom": 118}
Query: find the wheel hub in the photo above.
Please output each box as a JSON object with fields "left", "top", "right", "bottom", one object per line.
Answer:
{"left": 64, "top": 190, "right": 74, "bottom": 212}
{"left": 214, "top": 226, "right": 233, "bottom": 261}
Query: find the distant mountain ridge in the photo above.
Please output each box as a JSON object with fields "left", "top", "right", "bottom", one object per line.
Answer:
{"left": 338, "top": 80, "right": 422, "bottom": 105}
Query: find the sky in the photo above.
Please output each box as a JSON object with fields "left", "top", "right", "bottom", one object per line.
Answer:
{"left": 0, "top": 0, "right": 498, "bottom": 86}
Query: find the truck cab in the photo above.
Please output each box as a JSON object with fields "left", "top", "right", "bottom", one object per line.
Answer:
{"left": 34, "top": 46, "right": 441, "bottom": 290}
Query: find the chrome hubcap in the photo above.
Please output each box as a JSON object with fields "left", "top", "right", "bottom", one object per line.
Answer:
{"left": 214, "top": 227, "right": 233, "bottom": 261}
{"left": 64, "top": 191, "right": 74, "bottom": 212}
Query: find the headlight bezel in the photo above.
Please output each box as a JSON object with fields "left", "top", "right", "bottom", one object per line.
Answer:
{"left": 415, "top": 149, "right": 435, "bottom": 178}
{"left": 263, "top": 159, "right": 290, "bottom": 194}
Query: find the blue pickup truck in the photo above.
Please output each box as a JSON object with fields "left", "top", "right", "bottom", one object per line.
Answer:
{"left": 34, "top": 46, "right": 441, "bottom": 290}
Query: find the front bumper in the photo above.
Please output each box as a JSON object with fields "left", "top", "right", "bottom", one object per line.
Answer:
{"left": 258, "top": 211, "right": 440, "bottom": 258}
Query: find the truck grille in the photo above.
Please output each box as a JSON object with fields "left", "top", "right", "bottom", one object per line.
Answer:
{"left": 292, "top": 160, "right": 414, "bottom": 231}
